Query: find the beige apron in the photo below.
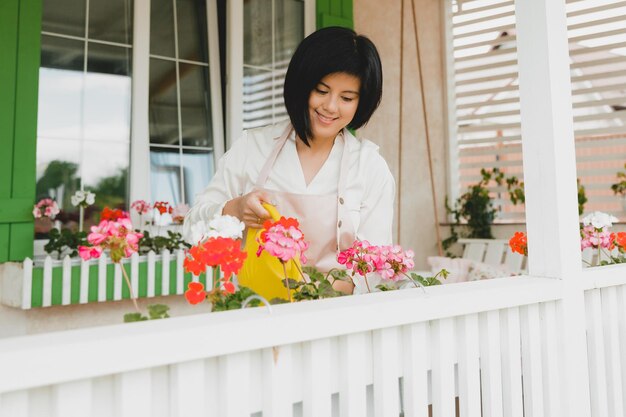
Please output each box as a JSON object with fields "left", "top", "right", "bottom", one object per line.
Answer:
{"left": 254, "top": 124, "right": 356, "bottom": 273}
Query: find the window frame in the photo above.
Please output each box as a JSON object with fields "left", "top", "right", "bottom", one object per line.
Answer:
{"left": 225, "top": 0, "right": 316, "bottom": 149}
{"left": 129, "top": 0, "right": 225, "bottom": 206}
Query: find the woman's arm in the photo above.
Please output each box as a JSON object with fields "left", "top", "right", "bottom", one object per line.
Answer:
{"left": 183, "top": 132, "right": 249, "bottom": 239}
{"left": 357, "top": 155, "right": 396, "bottom": 245}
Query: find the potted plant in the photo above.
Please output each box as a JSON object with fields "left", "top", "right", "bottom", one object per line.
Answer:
{"left": 445, "top": 168, "right": 587, "bottom": 254}
{"left": 611, "top": 163, "right": 626, "bottom": 212}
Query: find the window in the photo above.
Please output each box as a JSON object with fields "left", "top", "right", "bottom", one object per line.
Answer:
{"left": 35, "top": 0, "right": 312, "bottom": 239}
{"left": 37, "top": 0, "right": 133, "bottom": 234}
{"left": 446, "top": 0, "right": 626, "bottom": 221}
{"left": 148, "top": 0, "right": 217, "bottom": 206}
{"left": 242, "top": 0, "right": 305, "bottom": 130}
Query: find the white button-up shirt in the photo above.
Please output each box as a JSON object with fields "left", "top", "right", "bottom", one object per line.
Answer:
{"left": 184, "top": 122, "right": 395, "bottom": 246}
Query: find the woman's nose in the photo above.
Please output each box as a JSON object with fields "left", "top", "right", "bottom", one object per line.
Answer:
{"left": 323, "top": 94, "right": 339, "bottom": 113}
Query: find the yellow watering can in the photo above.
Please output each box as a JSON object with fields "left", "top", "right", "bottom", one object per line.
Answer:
{"left": 237, "top": 203, "right": 304, "bottom": 301}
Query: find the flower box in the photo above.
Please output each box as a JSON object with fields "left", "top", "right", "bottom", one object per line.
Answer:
{"left": 0, "top": 250, "right": 213, "bottom": 310}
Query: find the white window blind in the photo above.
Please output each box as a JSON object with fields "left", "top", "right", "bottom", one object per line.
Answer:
{"left": 449, "top": 0, "right": 626, "bottom": 220}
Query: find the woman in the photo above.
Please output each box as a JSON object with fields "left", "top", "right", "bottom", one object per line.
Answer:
{"left": 184, "top": 26, "right": 394, "bottom": 294}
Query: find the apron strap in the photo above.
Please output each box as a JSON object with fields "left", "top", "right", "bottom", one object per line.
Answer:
{"left": 255, "top": 124, "right": 292, "bottom": 188}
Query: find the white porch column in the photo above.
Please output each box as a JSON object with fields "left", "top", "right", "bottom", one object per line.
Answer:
{"left": 515, "top": 0, "right": 590, "bottom": 415}
{"left": 516, "top": 0, "right": 581, "bottom": 278}
{"left": 130, "top": 0, "right": 151, "bottom": 205}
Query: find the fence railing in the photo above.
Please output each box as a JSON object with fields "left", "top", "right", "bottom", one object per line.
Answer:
{"left": 0, "top": 276, "right": 568, "bottom": 416}
{"left": 0, "top": 250, "right": 210, "bottom": 309}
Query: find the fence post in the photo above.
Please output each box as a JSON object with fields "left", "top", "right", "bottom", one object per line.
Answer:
{"left": 515, "top": 0, "right": 590, "bottom": 414}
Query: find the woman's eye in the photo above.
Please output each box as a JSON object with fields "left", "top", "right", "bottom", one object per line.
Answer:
{"left": 315, "top": 88, "right": 328, "bottom": 95}
{"left": 342, "top": 97, "right": 354, "bottom": 102}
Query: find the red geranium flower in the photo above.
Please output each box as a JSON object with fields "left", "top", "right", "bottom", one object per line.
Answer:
{"left": 221, "top": 279, "right": 236, "bottom": 294}
{"left": 101, "top": 207, "right": 129, "bottom": 221}
{"left": 614, "top": 232, "right": 626, "bottom": 251}
{"left": 185, "top": 282, "right": 207, "bottom": 305}
{"left": 509, "top": 232, "right": 528, "bottom": 256}
{"left": 183, "top": 237, "right": 246, "bottom": 305}
{"left": 154, "top": 201, "right": 173, "bottom": 215}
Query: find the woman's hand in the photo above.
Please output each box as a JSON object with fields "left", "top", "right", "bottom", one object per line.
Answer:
{"left": 223, "top": 189, "right": 275, "bottom": 229}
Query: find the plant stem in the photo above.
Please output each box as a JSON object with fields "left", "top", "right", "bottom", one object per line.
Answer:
{"left": 213, "top": 266, "right": 220, "bottom": 290}
{"left": 281, "top": 262, "right": 293, "bottom": 303}
{"left": 293, "top": 261, "right": 308, "bottom": 282}
{"left": 598, "top": 245, "right": 602, "bottom": 267}
{"left": 402, "top": 272, "right": 426, "bottom": 293}
{"left": 119, "top": 262, "right": 140, "bottom": 313}
{"left": 364, "top": 275, "right": 371, "bottom": 293}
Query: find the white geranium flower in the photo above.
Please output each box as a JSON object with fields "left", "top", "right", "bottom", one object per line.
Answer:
{"left": 581, "top": 211, "right": 619, "bottom": 229}
{"left": 208, "top": 214, "right": 245, "bottom": 239}
{"left": 71, "top": 190, "right": 96, "bottom": 207}
{"left": 85, "top": 191, "right": 95, "bottom": 205}
{"left": 71, "top": 195, "right": 80, "bottom": 206}
{"left": 189, "top": 220, "right": 210, "bottom": 244}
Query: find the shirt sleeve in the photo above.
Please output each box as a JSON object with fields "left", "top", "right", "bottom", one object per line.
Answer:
{"left": 182, "top": 131, "right": 249, "bottom": 241}
{"left": 355, "top": 152, "right": 396, "bottom": 246}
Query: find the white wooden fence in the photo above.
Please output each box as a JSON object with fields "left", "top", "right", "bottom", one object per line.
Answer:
{"left": 1, "top": 270, "right": 625, "bottom": 416}
{"left": 0, "top": 250, "right": 208, "bottom": 310}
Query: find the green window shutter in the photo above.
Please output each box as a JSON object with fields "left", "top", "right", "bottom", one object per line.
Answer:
{"left": 0, "top": 0, "right": 41, "bottom": 262}
{"left": 316, "top": 0, "right": 353, "bottom": 29}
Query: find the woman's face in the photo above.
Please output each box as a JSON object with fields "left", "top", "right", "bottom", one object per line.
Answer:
{"left": 308, "top": 72, "right": 360, "bottom": 141}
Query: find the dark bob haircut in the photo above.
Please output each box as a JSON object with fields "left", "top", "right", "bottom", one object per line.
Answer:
{"left": 283, "top": 26, "right": 383, "bottom": 146}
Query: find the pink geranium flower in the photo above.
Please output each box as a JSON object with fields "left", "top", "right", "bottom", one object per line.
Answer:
{"left": 257, "top": 217, "right": 309, "bottom": 264}
{"left": 78, "top": 209, "right": 143, "bottom": 263}
{"left": 171, "top": 203, "right": 190, "bottom": 223}
{"left": 337, "top": 240, "right": 416, "bottom": 292}
{"left": 130, "top": 200, "right": 152, "bottom": 215}
{"left": 33, "top": 198, "right": 60, "bottom": 219}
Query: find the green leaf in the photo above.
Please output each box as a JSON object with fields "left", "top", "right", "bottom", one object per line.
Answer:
{"left": 317, "top": 280, "right": 337, "bottom": 298}
{"left": 147, "top": 304, "right": 170, "bottom": 320}
{"left": 124, "top": 313, "right": 147, "bottom": 322}
{"left": 302, "top": 266, "right": 324, "bottom": 282}
{"left": 376, "top": 283, "right": 396, "bottom": 291}
{"left": 281, "top": 278, "right": 301, "bottom": 289}
{"left": 269, "top": 297, "right": 289, "bottom": 305}
{"left": 328, "top": 269, "right": 350, "bottom": 282}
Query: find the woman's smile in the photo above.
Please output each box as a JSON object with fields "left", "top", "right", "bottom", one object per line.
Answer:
{"left": 308, "top": 72, "right": 361, "bottom": 142}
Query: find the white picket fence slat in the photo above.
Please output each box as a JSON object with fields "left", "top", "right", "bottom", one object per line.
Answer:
{"left": 520, "top": 304, "right": 545, "bottom": 417}
{"left": 457, "top": 314, "right": 481, "bottom": 417}
{"left": 116, "top": 369, "right": 152, "bottom": 417}
{"left": 262, "top": 345, "right": 293, "bottom": 417}
{"left": 218, "top": 352, "right": 250, "bottom": 417}
{"left": 500, "top": 307, "right": 523, "bottom": 417}
{"left": 170, "top": 360, "right": 206, "bottom": 417}
{"left": 601, "top": 287, "right": 625, "bottom": 417}
{"left": 302, "top": 338, "right": 332, "bottom": 417}
{"left": 402, "top": 322, "right": 430, "bottom": 417}
{"left": 372, "top": 327, "right": 400, "bottom": 417}
{"left": 53, "top": 380, "right": 92, "bottom": 417}
{"left": 431, "top": 318, "right": 456, "bottom": 417}
{"left": 98, "top": 254, "right": 107, "bottom": 302}
{"left": 479, "top": 310, "right": 504, "bottom": 417}
{"left": 79, "top": 259, "right": 89, "bottom": 304}
{"left": 586, "top": 289, "right": 609, "bottom": 417}
{"left": 540, "top": 302, "right": 561, "bottom": 417}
